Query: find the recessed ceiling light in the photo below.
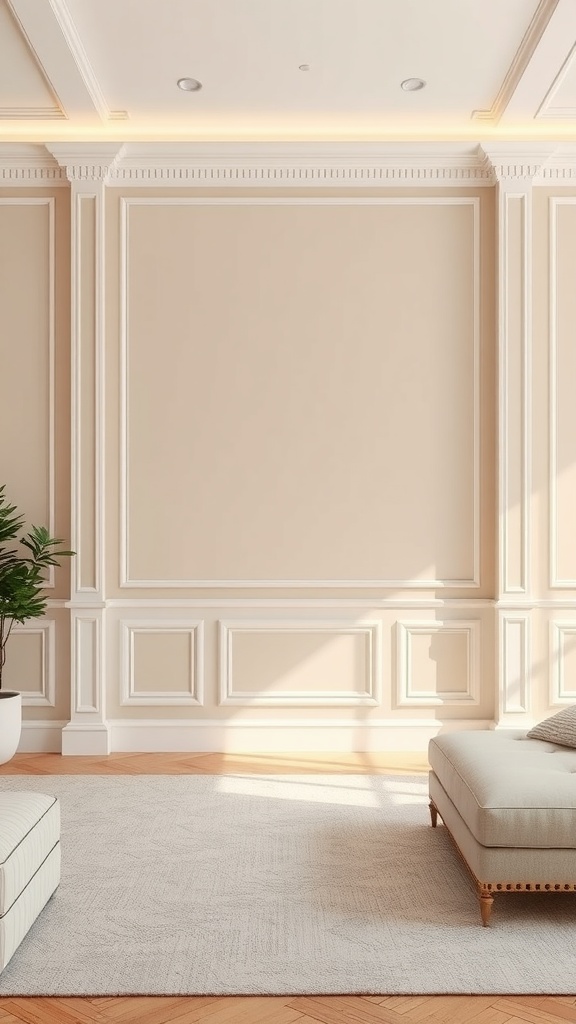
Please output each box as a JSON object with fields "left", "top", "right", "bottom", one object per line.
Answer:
{"left": 177, "top": 77, "right": 202, "bottom": 92}
{"left": 401, "top": 78, "right": 426, "bottom": 92}
{"left": 299, "top": 64, "right": 311, "bottom": 71}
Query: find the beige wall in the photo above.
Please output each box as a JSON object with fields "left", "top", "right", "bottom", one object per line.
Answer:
{"left": 0, "top": 190, "right": 70, "bottom": 724}
{"left": 115, "top": 196, "right": 482, "bottom": 588}
{"left": 101, "top": 187, "right": 495, "bottom": 736}
{"left": 2, "top": 169, "right": 575, "bottom": 750}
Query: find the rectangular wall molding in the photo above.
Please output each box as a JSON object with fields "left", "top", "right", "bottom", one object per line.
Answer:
{"left": 73, "top": 614, "right": 101, "bottom": 713}
{"left": 549, "top": 197, "right": 576, "bottom": 588}
{"left": 120, "top": 620, "right": 204, "bottom": 706}
{"left": 119, "top": 196, "right": 480, "bottom": 589}
{"left": 550, "top": 620, "right": 576, "bottom": 704}
{"left": 500, "top": 611, "right": 531, "bottom": 714}
{"left": 70, "top": 182, "right": 106, "bottom": 598}
{"left": 396, "top": 619, "right": 481, "bottom": 707}
{"left": 9, "top": 619, "right": 56, "bottom": 708}
{"left": 498, "top": 188, "right": 531, "bottom": 595}
{"left": 0, "top": 197, "right": 56, "bottom": 587}
{"left": 219, "top": 619, "right": 382, "bottom": 706}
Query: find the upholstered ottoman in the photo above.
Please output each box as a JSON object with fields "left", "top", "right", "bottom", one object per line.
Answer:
{"left": 0, "top": 792, "right": 60, "bottom": 971}
{"left": 428, "top": 731, "right": 576, "bottom": 926}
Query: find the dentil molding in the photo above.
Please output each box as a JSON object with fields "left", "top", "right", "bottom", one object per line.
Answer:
{"left": 2, "top": 142, "right": 576, "bottom": 186}
{"left": 45, "top": 143, "right": 126, "bottom": 182}
{"left": 479, "top": 143, "right": 557, "bottom": 182}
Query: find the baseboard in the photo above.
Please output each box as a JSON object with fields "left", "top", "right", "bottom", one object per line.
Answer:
{"left": 18, "top": 718, "right": 496, "bottom": 755}
{"left": 107, "top": 718, "right": 495, "bottom": 753}
{"left": 19, "top": 721, "right": 66, "bottom": 753}
{"left": 61, "top": 722, "right": 111, "bottom": 755}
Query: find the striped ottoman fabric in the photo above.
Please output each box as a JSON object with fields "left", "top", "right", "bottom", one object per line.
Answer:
{"left": 0, "top": 792, "right": 60, "bottom": 971}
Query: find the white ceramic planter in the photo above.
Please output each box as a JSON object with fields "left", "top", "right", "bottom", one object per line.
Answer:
{"left": 0, "top": 692, "right": 21, "bottom": 764}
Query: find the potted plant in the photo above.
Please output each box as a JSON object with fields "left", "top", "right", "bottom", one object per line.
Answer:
{"left": 0, "top": 485, "right": 74, "bottom": 764}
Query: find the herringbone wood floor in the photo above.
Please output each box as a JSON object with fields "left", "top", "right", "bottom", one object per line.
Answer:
{"left": 0, "top": 752, "right": 574, "bottom": 1024}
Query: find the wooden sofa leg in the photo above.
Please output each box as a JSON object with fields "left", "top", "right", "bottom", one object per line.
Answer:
{"left": 479, "top": 888, "right": 494, "bottom": 927}
{"left": 429, "top": 801, "right": 438, "bottom": 828}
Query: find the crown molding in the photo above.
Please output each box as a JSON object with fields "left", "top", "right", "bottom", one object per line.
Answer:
{"left": 103, "top": 142, "right": 495, "bottom": 187}
{"left": 479, "top": 143, "right": 557, "bottom": 182}
{"left": 44, "top": 142, "right": 126, "bottom": 181}
{"left": 541, "top": 144, "right": 576, "bottom": 179}
{"left": 0, "top": 143, "right": 67, "bottom": 184}
{"left": 0, "top": 142, "right": 575, "bottom": 187}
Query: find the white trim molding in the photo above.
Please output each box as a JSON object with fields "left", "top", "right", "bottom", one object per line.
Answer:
{"left": 550, "top": 620, "right": 576, "bottom": 705}
{"left": 499, "top": 611, "right": 531, "bottom": 715}
{"left": 3, "top": 142, "right": 576, "bottom": 186}
{"left": 493, "top": 184, "right": 532, "bottom": 597}
{"left": 120, "top": 620, "right": 204, "bottom": 706}
{"left": 549, "top": 197, "right": 576, "bottom": 589}
{"left": 41, "top": 0, "right": 127, "bottom": 123}
{"left": 18, "top": 721, "right": 66, "bottom": 753}
{"left": 472, "top": 1, "right": 560, "bottom": 124}
{"left": 68, "top": 182, "right": 106, "bottom": 597}
{"left": 10, "top": 619, "right": 56, "bottom": 708}
{"left": 479, "top": 143, "right": 556, "bottom": 182}
{"left": 72, "top": 615, "right": 101, "bottom": 713}
{"left": 218, "top": 619, "right": 382, "bottom": 707}
{"left": 537, "top": 41, "right": 576, "bottom": 120}
{"left": 120, "top": 195, "right": 480, "bottom": 590}
{"left": 107, "top": 597, "right": 495, "bottom": 609}
{"left": 395, "top": 620, "right": 481, "bottom": 708}
{"left": 45, "top": 143, "right": 126, "bottom": 182}
{"left": 0, "top": 142, "right": 68, "bottom": 182}
{"left": 0, "top": 197, "right": 56, "bottom": 587}
{"left": 61, "top": 722, "right": 110, "bottom": 755}
{"left": 53, "top": 150, "right": 120, "bottom": 752}
{"left": 62, "top": 606, "right": 109, "bottom": 754}
{"left": 110, "top": 142, "right": 496, "bottom": 186}
{"left": 107, "top": 717, "right": 495, "bottom": 754}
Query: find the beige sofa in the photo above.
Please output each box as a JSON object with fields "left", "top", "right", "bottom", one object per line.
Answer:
{"left": 0, "top": 792, "right": 60, "bottom": 971}
{"left": 428, "top": 730, "right": 576, "bottom": 925}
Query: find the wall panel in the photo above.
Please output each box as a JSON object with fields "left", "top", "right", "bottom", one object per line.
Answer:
{"left": 120, "top": 197, "right": 480, "bottom": 589}
{"left": 219, "top": 619, "right": 381, "bottom": 706}
{"left": 550, "top": 198, "right": 576, "bottom": 587}
{"left": 0, "top": 198, "right": 54, "bottom": 563}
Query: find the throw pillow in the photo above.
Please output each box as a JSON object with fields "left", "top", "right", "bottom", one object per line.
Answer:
{"left": 527, "top": 704, "right": 576, "bottom": 747}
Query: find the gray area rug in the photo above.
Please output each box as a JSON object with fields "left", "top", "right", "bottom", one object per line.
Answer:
{"left": 0, "top": 773, "right": 575, "bottom": 996}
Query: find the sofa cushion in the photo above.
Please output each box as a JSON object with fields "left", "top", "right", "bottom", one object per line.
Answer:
{"left": 0, "top": 792, "right": 59, "bottom": 916}
{"left": 428, "top": 730, "right": 576, "bottom": 849}
{"left": 527, "top": 705, "right": 576, "bottom": 748}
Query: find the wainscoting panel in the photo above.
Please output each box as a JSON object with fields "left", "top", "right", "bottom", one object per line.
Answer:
{"left": 3, "top": 620, "right": 56, "bottom": 708}
{"left": 395, "top": 620, "right": 481, "bottom": 707}
{"left": 550, "top": 619, "right": 576, "bottom": 705}
{"left": 219, "top": 619, "right": 382, "bottom": 706}
{"left": 120, "top": 620, "right": 204, "bottom": 706}
{"left": 500, "top": 612, "right": 530, "bottom": 715}
{"left": 73, "top": 615, "right": 101, "bottom": 714}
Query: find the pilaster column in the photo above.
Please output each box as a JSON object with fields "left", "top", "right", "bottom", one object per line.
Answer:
{"left": 45, "top": 144, "right": 123, "bottom": 754}
{"left": 481, "top": 145, "right": 552, "bottom": 728}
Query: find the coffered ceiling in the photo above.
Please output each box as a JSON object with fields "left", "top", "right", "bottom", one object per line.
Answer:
{"left": 2, "top": 0, "right": 576, "bottom": 141}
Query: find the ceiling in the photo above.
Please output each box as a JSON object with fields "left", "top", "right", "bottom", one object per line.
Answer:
{"left": 2, "top": 0, "right": 576, "bottom": 141}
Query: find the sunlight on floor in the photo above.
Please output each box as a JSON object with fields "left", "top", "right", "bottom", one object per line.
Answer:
{"left": 215, "top": 774, "right": 428, "bottom": 806}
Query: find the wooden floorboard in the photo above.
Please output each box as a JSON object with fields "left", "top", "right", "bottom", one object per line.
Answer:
{"left": 0, "top": 753, "right": 572, "bottom": 1024}
{"left": 0, "top": 752, "right": 429, "bottom": 775}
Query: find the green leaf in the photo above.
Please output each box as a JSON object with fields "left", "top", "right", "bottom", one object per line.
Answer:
{"left": 0, "top": 486, "right": 75, "bottom": 689}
